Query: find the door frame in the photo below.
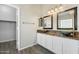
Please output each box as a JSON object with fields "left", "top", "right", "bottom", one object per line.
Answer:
{"left": 5, "top": 4, "right": 20, "bottom": 50}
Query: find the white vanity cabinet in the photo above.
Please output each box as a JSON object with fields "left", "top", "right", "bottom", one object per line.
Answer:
{"left": 45, "top": 35, "right": 53, "bottom": 51}
{"left": 62, "top": 38, "right": 79, "bottom": 54}
{"left": 37, "top": 33, "right": 46, "bottom": 48}
{"left": 37, "top": 33, "right": 63, "bottom": 53}
{"left": 52, "top": 36, "right": 63, "bottom": 54}
{"left": 37, "top": 33, "right": 79, "bottom": 54}
{"left": 37, "top": 33, "right": 53, "bottom": 52}
{"left": 52, "top": 36, "right": 79, "bottom": 54}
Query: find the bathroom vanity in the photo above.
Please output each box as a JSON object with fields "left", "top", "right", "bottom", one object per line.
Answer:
{"left": 37, "top": 30, "right": 79, "bottom": 54}
{"left": 37, "top": 7, "right": 79, "bottom": 54}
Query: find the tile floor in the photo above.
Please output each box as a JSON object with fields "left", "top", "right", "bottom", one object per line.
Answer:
{"left": 0, "top": 40, "right": 54, "bottom": 54}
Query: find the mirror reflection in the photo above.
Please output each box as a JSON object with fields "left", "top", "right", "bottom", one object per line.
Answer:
{"left": 57, "top": 7, "right": 77, "bottom": 30}
{"left": 43, "top": 16, "right": 53, "bottom": 29}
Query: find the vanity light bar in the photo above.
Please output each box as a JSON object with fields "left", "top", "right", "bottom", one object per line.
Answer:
{"left": 48, "top": 4, "right": 63, "bottom": 15}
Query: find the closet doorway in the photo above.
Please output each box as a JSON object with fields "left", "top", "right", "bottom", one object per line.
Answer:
{"left": 0, "top": 4, "right": 19, "bottom": 54}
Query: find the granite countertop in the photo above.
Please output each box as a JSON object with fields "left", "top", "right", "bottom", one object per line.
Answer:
{"left": 37, "top": 30, "right": 79, "bottom": 40}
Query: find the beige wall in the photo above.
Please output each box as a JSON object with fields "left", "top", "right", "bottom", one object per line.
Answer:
{"left": 16, "top": 4, "right": 42, "bottom": 30}
{"left": 15, "top": 4, "right": 42, "bottom": 49}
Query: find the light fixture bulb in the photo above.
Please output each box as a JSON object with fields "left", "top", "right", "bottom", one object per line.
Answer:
{"left": 48, "top": 11, "right": 53, "bottom": 15}
{"left": 59, "top": 6, "right": 63, "bottom": 12}
{"left": 48, "top": 5, "right": 63, "bottom": 14}
{"left": 48, "top": 11, "right": 51, "bottom": 14}
{"left": 51, "top": 9, "right": 54, "bottom": 13}
{"left": 55, "top": 8, "right": 58, "bottom": 12}
{"left": 59, "top": 6, "right": 63, "bottom": 9}
{"left": 48, "top": 11, "right": 51, "bottom": 15}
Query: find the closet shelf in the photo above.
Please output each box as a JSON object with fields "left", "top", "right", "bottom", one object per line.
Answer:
{"left": 0, "top": 20, "right": 16, "bottom": 22}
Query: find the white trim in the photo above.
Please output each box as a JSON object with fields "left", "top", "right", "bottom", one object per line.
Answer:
{"left": 18, "top": 43, "right": 37, "bottom": 51}
{"left": 0, "top": 19, "right": 16, "bottom": 22}
{"left": 17, "top": 6, "right": 21, "bottom": 51}
{"left": 0, "top": 39, "right": 16, "bottom": 43}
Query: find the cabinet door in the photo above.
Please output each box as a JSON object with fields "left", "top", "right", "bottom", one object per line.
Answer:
{"left": 37, "top": 33, "right": 42, "bottom": 45}
{"left": 37, "top": 33, "right": 46, "bottom": 47}
{"left": 45, "top": 35, "right": 53, "bottom": 51}
{"left": 63, "top": 38, "right": 79, "bottom": 54}
{"left": 37, "top": 33, "right": 53, "bottom": 51}
{"left": 52, "top": 36, "right": 63, "bottom": 54}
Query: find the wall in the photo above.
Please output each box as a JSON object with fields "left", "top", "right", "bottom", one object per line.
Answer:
{"left": 0, "top": 22, "right": 16, "bottom": 42}
{"left": 16, "top": 4, "right": 42, "bottom": 49}
{"left": 0, "top": 4, "right": 16, "bottom": 21}
{"left": 0, "top": 5, "right": 16, "bottom": 42}
{"left": 38, "top": 4, "right": 79, "bottom": 31}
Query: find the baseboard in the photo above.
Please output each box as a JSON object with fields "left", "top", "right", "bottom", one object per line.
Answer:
{"left": 0, "top": 39, "right": 16, "bottom": 43}
{"left": 18, "top": 43, "right": 37, "bottom": 51}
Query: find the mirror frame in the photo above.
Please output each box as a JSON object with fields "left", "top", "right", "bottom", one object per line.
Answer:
{"left": 38, "top": 17, "right": 43, "bottom": 27}
{"left": 57, "top": 7, "right": 77, "bottom": 30}
{"left": 43, "top": 15, "right": 53, "bottom": 29}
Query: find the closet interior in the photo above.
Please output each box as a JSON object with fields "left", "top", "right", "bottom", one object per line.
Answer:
{"left": 0, "top": 4, "right": 17, "bottom": 54}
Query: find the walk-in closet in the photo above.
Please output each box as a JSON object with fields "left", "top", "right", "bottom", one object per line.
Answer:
{"left": 0, "top": 4, "right": 17, "bottom": 54}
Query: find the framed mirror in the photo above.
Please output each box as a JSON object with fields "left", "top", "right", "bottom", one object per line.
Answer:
{"left": 43, "top": 15, "right": 53, "bottom": 29}
{"left": 57, "top": 7, "right": 77, "bottom": 30}
{"left": 38, "top": 17, "right": 43, "bottom": 27}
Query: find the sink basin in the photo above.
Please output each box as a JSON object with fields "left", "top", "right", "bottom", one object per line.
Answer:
{"left": 37, "top": 30, "right": 49, "bottom": 33}
{"left": 60, "top": 31, "right": 73, "bottom": 37}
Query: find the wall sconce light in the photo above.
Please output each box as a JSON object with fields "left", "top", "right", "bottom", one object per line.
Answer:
{"left": 48, "top": 4, "right": 63, "bottom": 15}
